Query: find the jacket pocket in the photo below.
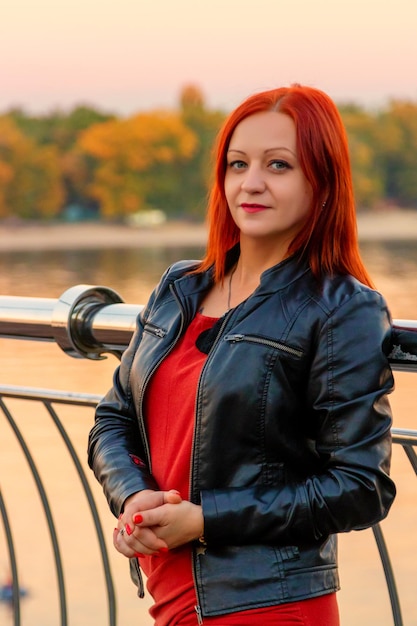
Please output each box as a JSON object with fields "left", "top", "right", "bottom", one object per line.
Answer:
{"left": 224, "top": 333, "right": 303, "bottom": 359}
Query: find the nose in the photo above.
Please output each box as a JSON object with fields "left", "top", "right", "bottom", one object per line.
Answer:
{"left": 240, "top": 165, "right": 266, "bottom": 193}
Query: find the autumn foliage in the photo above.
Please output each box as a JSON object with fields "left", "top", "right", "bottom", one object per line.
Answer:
{"left": 1, "top": 85, "right": 417, "bottom": 221}
{"left": 78, "top": 112, "right": 198, "bottom": 217}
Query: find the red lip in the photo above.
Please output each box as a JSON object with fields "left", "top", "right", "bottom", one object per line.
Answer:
{"left": 240, "top": 203, "right": 269, "bottom": 213}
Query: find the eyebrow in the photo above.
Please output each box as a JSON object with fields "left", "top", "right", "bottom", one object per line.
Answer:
{"left": 227, "top": 147, "right": 297, "bottom": 157}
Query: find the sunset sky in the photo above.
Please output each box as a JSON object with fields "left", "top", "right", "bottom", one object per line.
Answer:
{"left": 1, "top": 0, "right": 416, "bottom": 115}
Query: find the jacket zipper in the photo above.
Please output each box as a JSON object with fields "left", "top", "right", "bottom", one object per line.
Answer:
{"left": 144, "top": 321, "right": 167, "bottom": 338}
{"left": 224, "top": 333, "right": 303, "bottom": 358}
{"left": 190, "top": 308, "right": 234, "bottom": 622}
{"left": 190, "top": 309, "right": 233, "bottom": 497}
{"left": 136, "top": 285, "right": 185, "bottom": 472}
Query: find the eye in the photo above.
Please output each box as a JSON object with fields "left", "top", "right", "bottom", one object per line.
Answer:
{"left": 269, "top": 160, "right": 290, "bottom": 171}
{"left": 228, "top": 160, "right": 247, "bottom": 170}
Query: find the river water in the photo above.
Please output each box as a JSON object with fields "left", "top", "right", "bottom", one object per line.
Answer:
{"left": 0, "top": 238, "right": 416, "bottom": 625}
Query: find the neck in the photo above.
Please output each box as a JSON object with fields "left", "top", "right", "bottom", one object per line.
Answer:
{"left": 236, "top": 236, "right": 290, "bottom": 284}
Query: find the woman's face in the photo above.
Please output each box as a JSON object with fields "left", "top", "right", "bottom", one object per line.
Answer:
{"left": 224, "top": 111, "right": 313, "bottom": 250}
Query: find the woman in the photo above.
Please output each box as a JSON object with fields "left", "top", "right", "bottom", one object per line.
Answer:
{"left": 88, "top": 84, "right": 396, "bottom": 625}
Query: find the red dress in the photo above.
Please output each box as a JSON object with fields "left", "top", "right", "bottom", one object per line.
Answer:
{"left": 142, "top": 312, "right": 338, "bottom": 626}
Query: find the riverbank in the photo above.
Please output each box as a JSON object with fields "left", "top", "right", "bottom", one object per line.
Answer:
{"left": 1, "top": 209, "right": 417, "bottom": 251}
{"left": 0, "top": 220, "right": 208, "bottom": 252}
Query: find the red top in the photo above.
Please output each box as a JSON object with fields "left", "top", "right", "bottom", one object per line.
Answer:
{"left": 142, "top": 312, "right": 336, "bottom": 625}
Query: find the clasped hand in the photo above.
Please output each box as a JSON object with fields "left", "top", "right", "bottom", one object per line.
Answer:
{"left": 114, "top": 489, "right": 204, "bottom": 558}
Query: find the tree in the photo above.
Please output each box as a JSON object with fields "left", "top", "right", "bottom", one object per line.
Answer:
{"left": 174, "top": 84, "right": 225, "bottom": 218}
{"left": 8, "top": 105, "right": 115, "bottom": 150}
{"left": 9, "top": 106, "right": 116, "bottom": 217}
{"left": 0, "top": 115, "right": 64, "bottom": 219}
{"left": 339, "top": 104, "right": 383, "bottom": 209}
{"left": 373, "top": 101, "right": 417, "bottom": 207}
{"left": 77, "top": 111, "right": 198, "bottom": 219}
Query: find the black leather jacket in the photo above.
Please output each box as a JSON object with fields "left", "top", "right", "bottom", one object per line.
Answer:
{"left": 88, "top": 249, "right": 396, "bottom": 618}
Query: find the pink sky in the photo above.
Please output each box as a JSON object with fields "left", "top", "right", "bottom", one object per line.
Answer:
{"left": 1, "top": 0, "right": 416, "bottom": 114}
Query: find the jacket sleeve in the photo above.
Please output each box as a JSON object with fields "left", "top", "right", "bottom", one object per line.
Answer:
{"left": 87, "top": 290, "right": 159, "bottom": 518}
{"left": 201, "top": 289, "right": 396, "bottom": 546}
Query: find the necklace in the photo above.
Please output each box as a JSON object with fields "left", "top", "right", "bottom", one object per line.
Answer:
{"left": 227, "top": 264, "right": 238, "bottom": 311}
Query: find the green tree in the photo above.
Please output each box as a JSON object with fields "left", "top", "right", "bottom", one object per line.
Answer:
{"left": 8, "top": 105, "right": 115, "bottom": 150}
{"left": 0, "top": 115, "right": 64, "bottom": 219}
{"left": 9, "top": 105, "right": 115, "bottom": 216}
{"left": 174, "top": 84, "right": 225, "bottom": 218}
{"left": 339, "top": 104, "right": 383, "bottom": 209}
{"left": 373, "top": 101, "right": 417, "bottom": 207}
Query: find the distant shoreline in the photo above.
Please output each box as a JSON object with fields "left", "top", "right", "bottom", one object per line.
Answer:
{"left": 0, "top": 220, "right": 208, "bottom": 252}
{"left": 1, "top": 210, "right": 417, "bottom": 252}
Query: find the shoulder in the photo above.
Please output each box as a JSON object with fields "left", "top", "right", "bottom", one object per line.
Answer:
{"left": 162, "top": 259, "right": 202, "bottom": 281}
{"left": 313, "top": 273, "right": 389, "bottom": 318}
{"left": 141, "top": 259, "right": 205, "bottom": 318}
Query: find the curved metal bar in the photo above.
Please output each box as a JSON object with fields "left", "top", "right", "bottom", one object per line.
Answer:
{"left": 372, "top": 523, "right": 404, "bottom": 626}
{"left": 370, "top": 427, "right": 417, "bottom": 626}
{"left": 43, "top": 400, "right": 117, "bottom": 626}
{"left": 402, "top": 446, "right": 417, "bottom": 474}
{"left": 0, "top": 488, "right": 21, "bottom": 626}
{"left": 391, "top": 429, "right": 417, "bottom": 474}
{"left": 391, "top": 428, "right": 417, "bottom": 446}
{"left": 1, "top": 286, "right": 417, "bottom": 366}
{"left": 0, "top": 398, "right": 68, "bottom": 626}
{"left": 1, "top": 385, "right": 417, "bottom": 625}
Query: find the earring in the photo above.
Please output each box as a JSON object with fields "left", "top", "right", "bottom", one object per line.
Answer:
{"left": 321, "top": 200, "right": 327, "bottom": 209}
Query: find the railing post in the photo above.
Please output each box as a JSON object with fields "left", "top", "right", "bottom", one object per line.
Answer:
{"left": 51, "top": 284, "right": 125, "bottom": 359}
{"left": 0, "top": 286, "right": 143, "bottom": 360}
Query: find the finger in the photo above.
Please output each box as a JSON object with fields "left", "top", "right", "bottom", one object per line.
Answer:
{"left": 113, "top": 527, "right": 131, "bottom": 555}
{"left": 135, "top": 505, "right": 170, "bottom": 528}
{"left": 113, "top": 524, "right": 167, "bottom": 556}
{"left": 164, "top": 489, "right": 182, "bottom": 504}
{"left": 123, "top": 490, "right": 161, "bottom": 517}
{"left": 129, "top": 526, "right": 169, "bottom": 554}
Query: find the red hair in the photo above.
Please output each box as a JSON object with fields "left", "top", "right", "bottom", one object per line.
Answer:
{"left": 196, "top": 84, "right": 373, "bottom": 287}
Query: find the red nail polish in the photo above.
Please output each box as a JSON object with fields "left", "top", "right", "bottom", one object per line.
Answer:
{"left": 125, "top": 524, "right": 132, "bottom": 536}
{"left": 133, "top": 514, "right": 143, "bottom": 524}
{"left": 159, "top": 547, "right": 169, "bottom": 553}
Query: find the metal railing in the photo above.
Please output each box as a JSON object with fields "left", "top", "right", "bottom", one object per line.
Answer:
{"left": 1, "top": 285, "right": 417, "bottom": 626}
{"left": 0, "top": 387, "right": 106, "bottom": 626}
{"left": 2, "top": 283, "right": 417, "bottom": 369}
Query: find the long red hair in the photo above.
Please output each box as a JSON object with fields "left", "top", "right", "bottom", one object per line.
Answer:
{"left": 196, "top": 84, "right": 373, "bottom": 287}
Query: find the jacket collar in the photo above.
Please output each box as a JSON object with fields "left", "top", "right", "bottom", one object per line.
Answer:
{"left": 226, "top": 243, "right": 312, "bottom": 295}
{"left": 172, "top": 244, "right": 312, "bottom": 301}
{"left": 257, "top": 251, "right": 312, "bottom": 295}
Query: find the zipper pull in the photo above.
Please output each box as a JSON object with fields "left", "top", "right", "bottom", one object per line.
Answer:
{"left": 195, "top": 604, "right": 203, "bottom": 624}
{"left": 224, "top": 333, "right": 244, "bottom": 342}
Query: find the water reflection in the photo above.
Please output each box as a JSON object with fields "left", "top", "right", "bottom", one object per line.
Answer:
{"left": 0, "top": 240, "right": 416, "bottom": 309}
{"left": 0, "top": 245, "right": 205, "bottom": 301}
